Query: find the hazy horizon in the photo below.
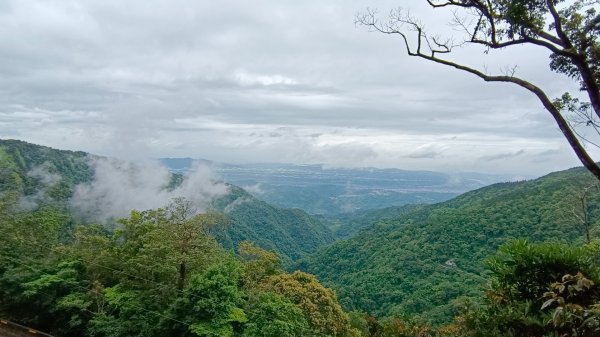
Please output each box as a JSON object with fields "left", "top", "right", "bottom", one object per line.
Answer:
{"left": 0, "top": 133, "right": 580, "bottom": 181}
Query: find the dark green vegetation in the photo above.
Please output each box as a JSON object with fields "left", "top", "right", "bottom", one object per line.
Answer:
{"left": 345, "top": 240, "right": 600, "bottom": 337}
{"left": 329, "top": 204, "right": 423, "bottom": 238}
{"left": 212, "top": 186, "right": 334, "bottom": 262}
{"left": 0, "top": 139, "right": 93, "bottom": 208}
{"left": 298, "top": 167, "right": 600, "bottom": 324}
{"left": 0, "top": 196, "right": 360, "bottom": 337}
{"left": 0, "top": 139, "right": 333, "bottom": 263}
{"left": 0, "top": 139, "right": 352, "bottom": 336}
{"left": 4, "top": 197, "right": 600, "bottom": 337}
{"left": 442, "top": 240, "right": 600, "bottom": 337}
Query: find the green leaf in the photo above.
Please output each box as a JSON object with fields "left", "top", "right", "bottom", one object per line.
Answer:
{"left": 541, "top": 298, "right": 556, "bottom": 311}
{"left": 228, "top": 307, "right": 247, "bottom": 323}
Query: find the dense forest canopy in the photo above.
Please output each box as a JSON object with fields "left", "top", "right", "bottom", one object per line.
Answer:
{"left": 0, "top": 198, "right": 359, "bottom": 337}
{"left": 298, "top": 166, "right": 600, "bottom": 324}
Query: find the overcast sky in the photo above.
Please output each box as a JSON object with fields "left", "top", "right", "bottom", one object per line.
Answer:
{"left": 0, "top": 0, "right": 596, "bottom": 177}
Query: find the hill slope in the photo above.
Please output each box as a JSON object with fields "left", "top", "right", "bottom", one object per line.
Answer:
{"left": 212, "top": 186, "right": 334, "bottom": 261}
{"left": 0, "top": 139, "right": 93, "bottom": 206}
{"left": 297, "top": 167, "right": 598, "bottom": 323}
{"left": 0, "top": 139, "right": 333, "bottom": 261}
{"left": 328, "top": 204, "right": 424, "bottom": 238}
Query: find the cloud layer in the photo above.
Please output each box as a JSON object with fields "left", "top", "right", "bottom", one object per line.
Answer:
{"left": 0, "top": 0, "right": 595, "bottom": 176}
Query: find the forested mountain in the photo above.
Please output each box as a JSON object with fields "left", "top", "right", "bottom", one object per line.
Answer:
{"left": 0, "top": 139, "right": 93, "bottom": 205}
{"left": 212, "top": 186, "right": 334, "bottom": 262}
{"left": 0, "top": 139, "right": 333, "bottom": 261}
{"left": 297, "top": 166, "right": 600, "bottom": 324}
{"left": 328, "top": 204, "right": 424, "bottom": 238}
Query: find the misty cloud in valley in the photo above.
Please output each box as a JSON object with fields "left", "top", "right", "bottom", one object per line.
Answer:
{"left": 17, "top": 162, "right": 63, "bottom": 211}
{"left": 70, "top": 157, "right": 228, "bottom": 222}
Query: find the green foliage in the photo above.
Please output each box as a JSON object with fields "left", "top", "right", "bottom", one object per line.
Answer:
{"left": 0, "top": 196, "right": 351, "bottom": 337}
{"left": 0, "top": 256, "right": 90, "bottom": 337}
{"left": 10, "top": 139, "right": 600, "bottom": 336}
{"left": 87, "top": 285, "right": 158, "bottom": 337}
{"left": 244, "top": 292, "right": 309, "bottom": 337}
{"left": 298, "top": 167, "right": 600, "bottom": 324}
{"left": 212, "top": 185, "right": 335, "bottom": 263}
{"left": 496, "top": 0, "right": 548, "bottom": 36}
{"left": 238, "top": 241, "right": 282, "bottom": 288}
{"left": 0, "top": 139, "right": 334, "bottom": 265}
{"left": 332, "top": 204, "right": 423, "bottom": 238}
{"left": 113, "top": 199, "right": 226, "bottom": 291}
{"left": 262, "top": 271, "right": 355, "bottom": 337}
{"left": 487, "top": 240, "right": 598, "bottom": 304}
{"left": 447, "top": 240, "right": 600, "bottom": 337}
{"left": 167, "top": 260, "right": 246, "bottom": 337}
{"left": 549, "top": 1, "right": 599, "bottom": 89}
{"left": 0, "top": 139, "right": 93, "bottom": 208}
{"left": 0, "top": 147, "right": 23, "bottom": 208}
{"left": 0, "top": 140, "right": 352, "bottom": 337}
{"left": 542, "top": 272, "right": 600, "bottom": 335}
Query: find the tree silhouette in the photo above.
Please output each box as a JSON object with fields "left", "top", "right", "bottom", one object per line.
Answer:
{"left": 357, "top": 0, "right": 600, "bottom": 179}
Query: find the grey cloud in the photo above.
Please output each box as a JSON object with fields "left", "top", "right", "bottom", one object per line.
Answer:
{"left": 27, "top": 163, "right": 62, "bottom": 186}
{"left": 317, "top": 143, "right": 379, "bottom": 168}
{"left": 481, "top": 149, "right": 527, "bottom": 161}
{"left": 537, "top": 149, "right": 562, "bottom": 157}
{"left": 0, "top": 0, "right": 589, "bottom": 176}
{"left": 223, "top": 196, "right": 253, "bottom": 214}
{"left": 242, "top": 183, "right": 264, "bottom": 196}
{"left": 406, "top": 144, "right": 445, "bottom": 159}
{"left": 406, "top": 152, "right": 440, "bottom": 159}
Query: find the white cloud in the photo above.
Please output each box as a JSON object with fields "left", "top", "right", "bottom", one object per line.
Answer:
{"left": 70, "top": 157, "right": 228, "bottom": 222}
{"left": 17, "top": 162, "right": 63, "bottom": 211}
{"left": 234, "top": 71, "right": 297, "bottom": 86}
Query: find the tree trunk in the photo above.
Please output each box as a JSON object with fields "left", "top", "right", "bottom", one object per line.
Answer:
{"left": 177, "top": 262, "right": 186, "bottom": 291}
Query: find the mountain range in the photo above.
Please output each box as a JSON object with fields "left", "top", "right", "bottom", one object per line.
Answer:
{"left": 2, "top": 139, "right": 595, "bottom": 326}
{"left": 0, "top": 139, "right": 333, "bottom": 262}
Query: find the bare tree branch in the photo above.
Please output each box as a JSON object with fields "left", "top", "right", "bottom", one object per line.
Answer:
{"left": 356, "top": 7, "right": 600, "bottom": 180}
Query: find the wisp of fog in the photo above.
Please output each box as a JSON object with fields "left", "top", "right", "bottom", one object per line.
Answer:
{"left": 70, "top": 157, "right": 228, "bottom": 223}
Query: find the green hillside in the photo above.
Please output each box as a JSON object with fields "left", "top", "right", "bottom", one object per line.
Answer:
{"left": 0, "top": 139, "right": 333, "bottom": 262}
{"left": 330, "top": 204, "right": 424, "bottom": 238}
{"left": 0, "top": 139, "right": 93, "bottom": 206}
{"left": 297, "top": 166, "right": 599, "bottom": 324}
{"left": 212, "top": 186, "right": 334, "bottom": 262}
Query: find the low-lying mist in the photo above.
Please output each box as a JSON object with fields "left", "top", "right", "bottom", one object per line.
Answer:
{"left": 70, "top": 157, "right": 229, "bottom": 223}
